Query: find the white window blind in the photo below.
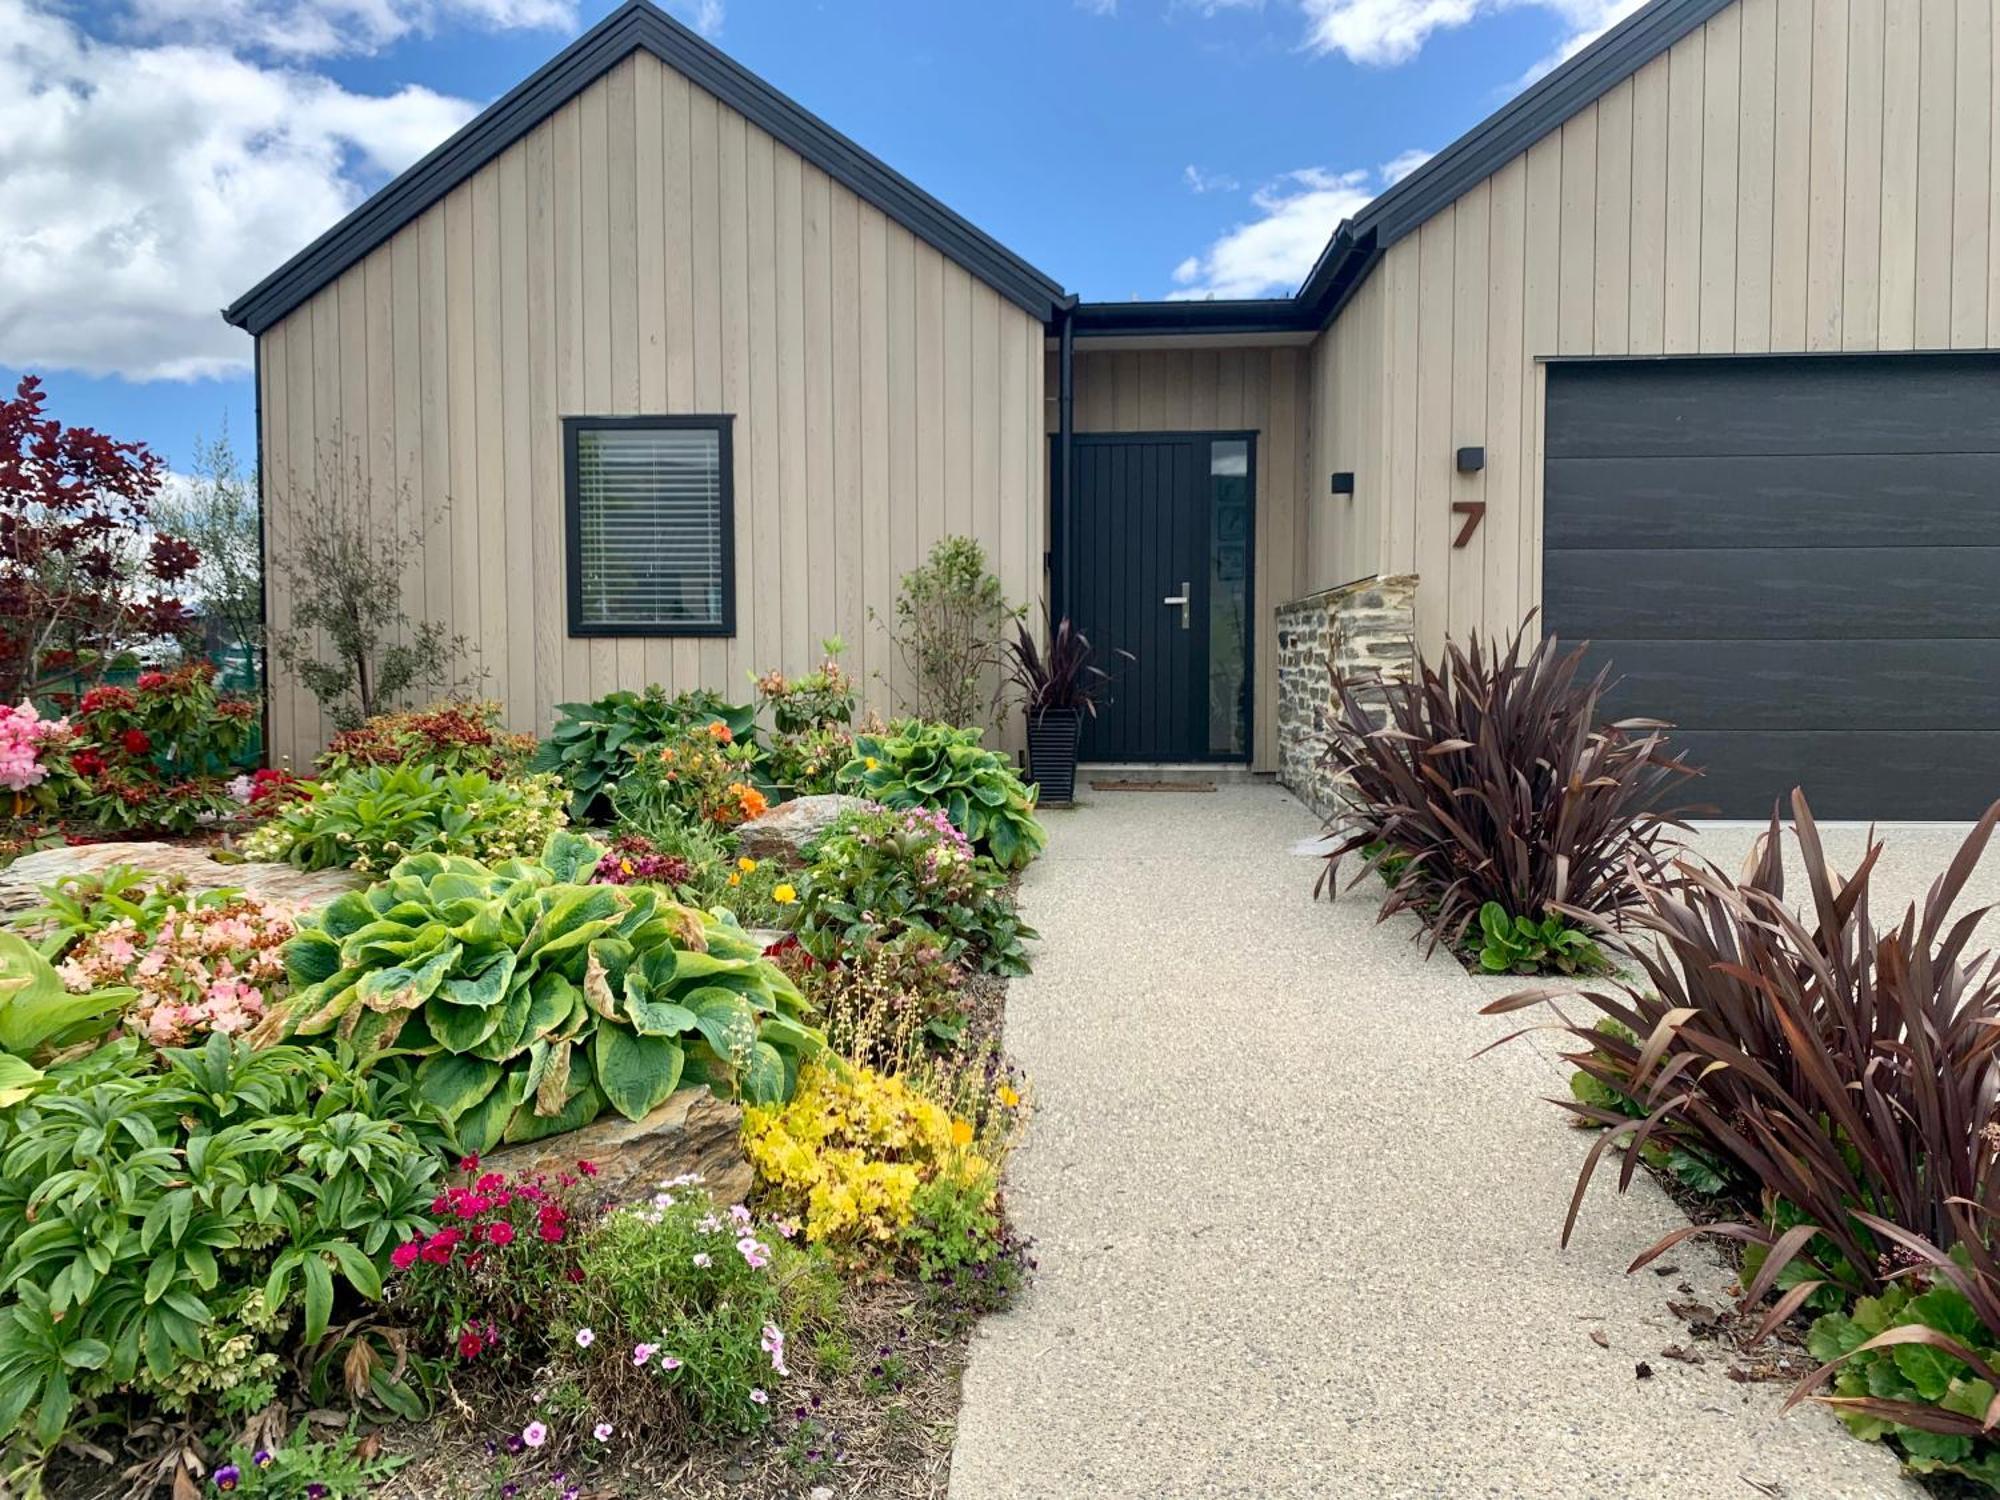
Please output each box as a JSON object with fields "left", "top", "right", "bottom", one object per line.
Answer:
{"left": 573, "top": 423, "right": 729, "bottom": 631}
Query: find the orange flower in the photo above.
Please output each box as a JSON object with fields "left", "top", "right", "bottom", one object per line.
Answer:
{"left": 706, "top": 720, "right": 733, "bottom": 744}
{"left": 730, "top": 783, "right": 769, "bottom": 821}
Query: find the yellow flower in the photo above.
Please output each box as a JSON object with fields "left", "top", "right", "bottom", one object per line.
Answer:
{"left": 950, "top": 1118, "right": 973, "bottom": 1147}
{"left": 864, "top": 756, "right": 879, "bottom": 771}
{"left": 738, "top": 856, "right": 758, "bottom": 873}
{"left": 773, "top": 883, "right": 797, "bottom": 904}
{"left": 728, "top": 873, "right": 742, "bottom": 887}
{"left": 997, "top": 1084, "right": 1020, "bottom": 1109}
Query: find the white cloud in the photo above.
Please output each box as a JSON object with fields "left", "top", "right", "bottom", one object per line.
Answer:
{"left": 0, "top": 0, "right": 480, "bottom": 380}
{"left": 1380, "top": 146, "right": 1432, "bottom": 183}
{"left": 1169, "top": 165, "right": 1377, "bottom": 299}
{"left": 116, "top": 0, "right": 575, "bottom": 60}
{"left": 665, "top": 0, "right": 725, "bottom": 37}
{"left": 1076, "top": 0, "right": 1118, "bottom": 14}
{"left": 1182, "top": 164, "right": 1240, "bottom": 194}
{"left": 1296, "top": 0, "right": 1643, "bottom": 67}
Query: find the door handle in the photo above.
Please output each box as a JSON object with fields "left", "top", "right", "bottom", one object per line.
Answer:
{"left": 1162, "top": 582, "right": 1190, "bottom": 630}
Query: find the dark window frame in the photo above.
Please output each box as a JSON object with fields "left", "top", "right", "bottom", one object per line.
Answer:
{"left": 563, "top": 413, "right": 738, "bottom": 638}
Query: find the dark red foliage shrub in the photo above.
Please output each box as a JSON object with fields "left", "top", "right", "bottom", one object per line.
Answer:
{"left": 1316, "top": 619, "right": 1697, "bottom": 951}
{"left": 0, "top": 374, "right": 199, "bottom": 699}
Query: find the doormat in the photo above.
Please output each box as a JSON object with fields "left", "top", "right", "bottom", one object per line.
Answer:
{"left": 1087, "top": 779, "right": 1217, "bottom": 793}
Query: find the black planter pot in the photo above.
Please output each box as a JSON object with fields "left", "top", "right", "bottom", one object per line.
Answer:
{"left": 1025, "top": 708, "right": 1082, "bottom": 805}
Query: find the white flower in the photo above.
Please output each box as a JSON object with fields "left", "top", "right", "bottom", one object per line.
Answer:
{"left": 575, "top": 1327, "right": 595, "bottom": 1348}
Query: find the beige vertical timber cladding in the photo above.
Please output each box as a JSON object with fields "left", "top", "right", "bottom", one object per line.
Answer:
{"left": 255, "top": 50, "right": 1045, "bottom": 766}
{"left": 1299, "top": 0, "right": 2000, "bottom": 664}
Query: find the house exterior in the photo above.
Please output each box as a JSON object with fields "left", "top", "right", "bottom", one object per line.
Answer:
{"left": 228, "top": 0, "right": 2000, "bottom": 820}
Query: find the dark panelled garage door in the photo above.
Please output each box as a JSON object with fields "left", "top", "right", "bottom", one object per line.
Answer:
{"left": 1542, "top": 354, "right": 2000, "bottom": 821}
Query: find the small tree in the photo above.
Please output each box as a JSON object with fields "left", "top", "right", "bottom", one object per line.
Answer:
{"left": 0, "top": 374, "right": 200, "bottom": 700}
{"left": 153, "top": 427, "right": 263, "bottom": 686}
{"left": 266, "top": 447, "right": 482, "bottom": 730}
{"left": 876, "top": 535, "right": 1021, "bottom": 727}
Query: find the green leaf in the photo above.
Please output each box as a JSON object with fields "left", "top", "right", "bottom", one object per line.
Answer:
{"left": 414, "top": 1052, "right": 502, "bottom": 1120}
{"left": 592, "top": 1024, "right": 684, "bottom": 1122}
{"left": 301, "top": 1255, "right": 334, "bottom": 1345}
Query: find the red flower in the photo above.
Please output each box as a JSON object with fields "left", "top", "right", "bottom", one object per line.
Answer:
{"left": 135, "top": 671, "right": 169, "bottom": 691}
{"left": 457, "top": 1330, "right": 484, "bottom": 1360}
{"left": 577, "top": 1160, "right": 598, "bottom": 1178}
{"left": 459, "top": 1153, "right": 480, "bottom": 1174}
{"left": 70, "top": 748, "right": 105, "bottom": 777}
{"left": 538, "top": 1220, "right": 566, "bottom": 1244}
{"left": 475, "top": 1172, "right": 505, "bottom": 1193}
{"left": 487, "top": 1220, "right": 516, "bottom": 1247}
{"left": 120, "top": 729, "right": 151, "bottom": 757}
{"left": 565, "top": 1267, "right": 586, "bottom": 1284}
{"left": 390, "top": 1242, "right": 420, "bottom": 1271}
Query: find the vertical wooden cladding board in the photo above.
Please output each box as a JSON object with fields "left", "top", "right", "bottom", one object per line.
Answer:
{"left": 1304, "top": 0, "right": 2000, "bottom": 661}
{"left": 256, "top": 50, "right": 1046, "bottom": 764}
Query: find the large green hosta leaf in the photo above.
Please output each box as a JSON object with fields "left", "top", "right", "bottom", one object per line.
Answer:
{"left": 277, "top": 830, "right": 822, "bottom": 1142}
{"left": 592, "top": 1023, "right": 684, "bottom": 1122}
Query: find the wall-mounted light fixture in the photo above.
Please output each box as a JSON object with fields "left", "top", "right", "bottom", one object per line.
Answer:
{"left": 1330, "top": 471, "right": 1355, "bottom": 495}
{"left": 1456, "top": 446, "right": 1486, "bottom": 474}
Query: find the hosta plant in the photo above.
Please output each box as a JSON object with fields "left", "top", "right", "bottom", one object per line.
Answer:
{"left": 793, "top": 806, "right": 1033, "bottom": 977}
{"left": 241, "top": 764, "right": 567, "bottom": 874}
{"left": 530, "top": 686, "right": 757, "bottom": 822}
{"left": 1317, "top": 620, "right": 1694, "bottom": 952}
{"left": 270, "top": 830, "right": 820, "bottom": 1153}
{"left": 1483, "top": 792, "right": 2000, "bottom": 1316}
{"left": 0, "top": 1035, "right": 446, "bottom": 1460}
{"left": 837, "top": 720, "right": 1045, "bottom": 870}
{"left": 1474, "top": 902, "right": 1607, "bottom": 976}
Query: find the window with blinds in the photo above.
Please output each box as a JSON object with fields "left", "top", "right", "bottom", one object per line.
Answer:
{"left": 563, "top": 416, "right": 736, "bottom": 636}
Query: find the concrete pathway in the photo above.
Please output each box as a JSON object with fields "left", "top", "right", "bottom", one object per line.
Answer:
{"left": 951, "top": 785, "right": 1920, "bottom": 1500}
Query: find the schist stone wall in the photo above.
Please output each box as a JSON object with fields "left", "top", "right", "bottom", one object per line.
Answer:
{"left": 1274, "top": 574, "right": 1418, "bottom": 821}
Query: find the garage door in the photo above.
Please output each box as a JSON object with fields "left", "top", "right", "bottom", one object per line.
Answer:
{"left": 1542, "top": 354, "right": 2000, "bottom": 821}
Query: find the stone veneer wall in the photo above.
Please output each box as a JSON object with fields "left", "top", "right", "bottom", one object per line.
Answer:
{"left": 1274, "top": 574, "right": 1418, "bottom": 821}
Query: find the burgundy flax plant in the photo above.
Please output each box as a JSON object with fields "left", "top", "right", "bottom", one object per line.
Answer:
{"left": 1314, "top": 618, "right": 1698, "bottom": 953}
{"left": 1482, "top": 789, "right": 2000, "bottom": 1344}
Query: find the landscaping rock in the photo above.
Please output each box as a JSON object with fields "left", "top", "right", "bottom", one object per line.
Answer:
{"left": 483, "top": 1088, "right": 752, "bottom": 1208}
{"left": 0, "top": 841, "right": 361, "bottom": 918}
{"left": 735, "top": 794, "right": 870, "bottom": 866}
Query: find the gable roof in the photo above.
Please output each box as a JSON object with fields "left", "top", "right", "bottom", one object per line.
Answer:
{"left": 223, "top": 0, "right": 1069, "bottom": 336}
{"left": 1072, "top": 0, "right": 1736, "bottom": 339}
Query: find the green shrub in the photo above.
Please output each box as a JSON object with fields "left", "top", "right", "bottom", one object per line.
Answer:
{"left": 544, "top": 1181, "right": 836, "bottom": 1450}
{"left": 318, "top": 699, "right": 536, "bottom": 779}
{"left": 753, "top": 639, "right": 856, "bottom": 736}
{"left": 837, "top": 721, "right": 1045, "bottom": 870}
{"left": 1473, "top": 902, "right": 1607, "bottom": 976}
{"left": 16, "top": 863, "right": 236, "bottom": 959}
{"left": 273, "top": 830, "right": 821, "bottom": 1153}
{"left": 605, "top": 719, "right": 768, "bottom": 832}
{"left": 240, "top": 764, "right": 567, "bottom": 874}
{"left": 207, "top": 1422, "right": 407, "bottom": 1498}
{"left": 0, "top": 1035, "right": 445, "bottom": 1460}
{"left": 874, "top": 536, "right": 1020, "bottom": 727}
{"left": 793, "top": 807, "right": 1032, "bottom": 977}
{"left": 531, "top": 686, "right": 757, "bottom": 822}
{"left": 0, "top": 929, "right": 133, "bottom": 1102}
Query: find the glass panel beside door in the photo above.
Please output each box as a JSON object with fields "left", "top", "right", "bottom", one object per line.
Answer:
{"left": 1058, "top": 432, "right": 1255, "bottom": 764}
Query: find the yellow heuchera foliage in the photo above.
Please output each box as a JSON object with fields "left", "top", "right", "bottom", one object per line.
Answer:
{"left": 742, "top": 1059, "right": 988, "bottom": 1248}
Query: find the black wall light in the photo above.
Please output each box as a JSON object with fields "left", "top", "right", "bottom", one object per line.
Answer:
{"left": 1330, "top": 471, "right": 1355, "bottom": 495}
{"left": 1456, "top": 446, "right": 1486, "bottom": 473}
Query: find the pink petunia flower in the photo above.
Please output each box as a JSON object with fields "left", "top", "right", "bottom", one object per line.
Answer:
{"left": 633, "top": 1343, "right": 657, "bottom": 1366}
{"left": 522, "top": 1422, "right": 547, "bottom": 1448}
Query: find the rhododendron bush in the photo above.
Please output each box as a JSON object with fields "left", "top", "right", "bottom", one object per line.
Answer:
{"left": 0, "top": 701, "right": 66, "bottom": 794}
{"left": 59, "top": 895, "right": 296, "bottom": 1045}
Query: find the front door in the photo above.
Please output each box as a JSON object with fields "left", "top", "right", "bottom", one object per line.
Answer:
{"left": 1057, "top": 432, "right": 1255, "bottom": 762}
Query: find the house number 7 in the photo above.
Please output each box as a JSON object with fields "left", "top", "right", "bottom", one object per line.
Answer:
{"left": 1451, "top": 501, "right": 1486, "bottom": 548}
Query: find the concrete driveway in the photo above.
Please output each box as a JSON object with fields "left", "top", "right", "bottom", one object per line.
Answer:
{"left": 950, "top": 784, "right": 1926, "bottom": 1500}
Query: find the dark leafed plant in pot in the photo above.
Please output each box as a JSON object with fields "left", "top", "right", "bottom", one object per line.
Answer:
{"left": 1005, "top": 614, "right": 1124, "bottom": 806}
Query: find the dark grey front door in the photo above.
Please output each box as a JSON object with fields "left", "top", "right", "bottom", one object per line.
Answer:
{"left": 1543, "top": 353, "right": 2000, "bottom": 820}
{"left": 1057, "top": 433, "right": 1255, "bottom": 763}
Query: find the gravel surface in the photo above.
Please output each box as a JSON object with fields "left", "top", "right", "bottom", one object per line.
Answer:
{"left": 950, "top": 784, "right": 1923, "bottom": 1500}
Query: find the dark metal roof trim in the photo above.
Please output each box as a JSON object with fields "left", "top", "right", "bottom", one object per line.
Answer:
{"left": 1068, "top": 299, "right": 1321, "bottom": 338}
{"left": 1297, "top": 0, "right": 1738, "bottom": 318}
{"left": 224, "top": 0, "right": 1067, "bottom": 335}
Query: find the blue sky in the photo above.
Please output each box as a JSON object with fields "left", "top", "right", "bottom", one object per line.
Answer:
{"left": 1, "top": 0, "right": 1640, "bottom": 476}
